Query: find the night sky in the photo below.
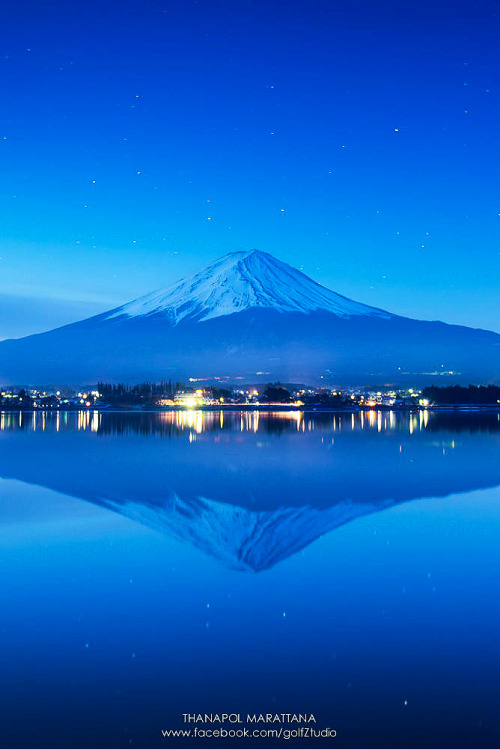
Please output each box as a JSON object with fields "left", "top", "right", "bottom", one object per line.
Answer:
{"left": 1, "top": 0, "right": 499, "bottom": 339}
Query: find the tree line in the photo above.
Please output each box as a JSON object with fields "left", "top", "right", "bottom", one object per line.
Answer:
{"left": 97, "top": 381, "right": 185, "bottom": 399}
{"left": 422, "top": 384, "right": 500, "bottom": 405}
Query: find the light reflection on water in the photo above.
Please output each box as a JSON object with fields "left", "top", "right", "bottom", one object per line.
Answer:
{"left": 1, "top": 406, "right": 499, "bottom": 436}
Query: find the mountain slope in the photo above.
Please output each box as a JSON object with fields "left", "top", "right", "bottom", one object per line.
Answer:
{"left": 0, "top": 249, "right": 499, "bottom": 385}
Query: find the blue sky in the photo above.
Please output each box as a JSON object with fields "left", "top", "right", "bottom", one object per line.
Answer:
{"left": 1, "top": 0, "right": 499, "bottom": 338}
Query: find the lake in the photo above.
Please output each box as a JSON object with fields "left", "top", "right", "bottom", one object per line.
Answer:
{"left": 0, "top": 409, "right": 499, "bottom": 749}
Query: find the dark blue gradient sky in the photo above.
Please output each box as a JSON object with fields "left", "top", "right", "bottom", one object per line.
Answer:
{"left": 1, "top": 0, "right": 499, "bottom": 338}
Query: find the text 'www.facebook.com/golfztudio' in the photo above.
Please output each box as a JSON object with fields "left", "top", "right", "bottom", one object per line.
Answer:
{"left": 161, "top": 713, "right": 338, "bottom": 741}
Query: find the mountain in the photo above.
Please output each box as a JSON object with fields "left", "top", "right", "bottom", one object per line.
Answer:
{"left": 0, "top": 249, "right": 499, "bottom": 385}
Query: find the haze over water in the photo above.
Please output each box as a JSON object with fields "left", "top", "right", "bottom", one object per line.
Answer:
{"left": 0, "top": 409, "right": 499, "bottom": 748}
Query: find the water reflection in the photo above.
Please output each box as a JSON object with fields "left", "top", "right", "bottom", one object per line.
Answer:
{"left": 1, "top": 408, "right": 500, "bottom": 435}
{"left": 0, "top": 410, "right": 499, "bottom": 571}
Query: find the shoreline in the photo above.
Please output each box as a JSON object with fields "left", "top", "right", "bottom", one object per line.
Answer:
{"left": 1, "top": 404, "right": 500, "bottom": 414}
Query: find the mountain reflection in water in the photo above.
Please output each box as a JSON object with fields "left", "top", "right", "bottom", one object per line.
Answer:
{"left": 0, "top": 409, "right": 499, "bottom": 571}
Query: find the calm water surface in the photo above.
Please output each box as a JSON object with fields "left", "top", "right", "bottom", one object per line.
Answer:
{"left": 0, "top": 410, "right": 499, "bottom": 749}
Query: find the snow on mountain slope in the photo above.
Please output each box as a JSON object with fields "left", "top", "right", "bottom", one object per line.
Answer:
{"left": 102, "top": 493, "right": 396, "bottom": 572}
{"left": 105, "top": 249, "right": 392, "bottom": 324}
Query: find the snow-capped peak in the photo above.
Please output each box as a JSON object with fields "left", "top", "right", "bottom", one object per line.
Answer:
{"left": 105, "top": 249, "right": 391, "bottom": 324}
